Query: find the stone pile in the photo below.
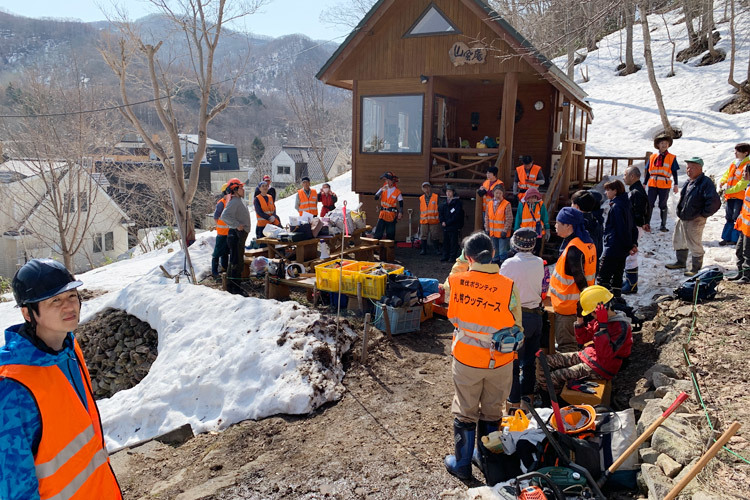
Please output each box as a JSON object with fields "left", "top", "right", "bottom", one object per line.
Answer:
{"left": 76, "top": 308, "right": 158, "bottom": 399}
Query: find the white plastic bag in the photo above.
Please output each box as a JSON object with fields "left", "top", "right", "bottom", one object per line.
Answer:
{"left": 262, "top": 224, "right": 284, "bottom": 238}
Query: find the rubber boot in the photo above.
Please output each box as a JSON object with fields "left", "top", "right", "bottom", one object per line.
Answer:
{"left": 444, "top": 419, "right": 475, "bottom": 480}
{"left": 737, "top": 268, "right": 750, "bottom": 284}
{"left": 659, "top": 208, "right": 669, "bottom": 232}
{"left": 419, "top": 239, "right": 428, "bottom": 255}
{"left": 432, "top": 239, "right": 441, "bottom": 256}
{"left": 665, "top": 249, "right": 689, "bottom": 269}
{"left": 622, "top": 268, "right": 638, "bottom": 294}
{"left": 472, "top": 420, "right": 499, "bottom": 471}
{"left": 211, "top": 257, "right": 220, "bottom": 278}
{"left": 684, "top": 256, "right": 703, "bottom": 277}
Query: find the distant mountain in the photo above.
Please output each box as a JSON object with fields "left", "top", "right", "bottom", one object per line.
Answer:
{"left": 0, "top": 11, "right": 337, "bottom": 94}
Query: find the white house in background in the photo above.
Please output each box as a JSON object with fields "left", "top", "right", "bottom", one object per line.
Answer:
{"left": 255, "top": 146, "right": 350, "bottom": 188}
{"left": 0, "top": 159, "right": 132, "bottom": 278}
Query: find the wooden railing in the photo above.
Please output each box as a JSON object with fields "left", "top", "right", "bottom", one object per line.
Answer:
{"left": 428, "top": 147, "right": 501, "bottom": 186}
{"left": 583, "top": 153, "right": 650, "bottom": 184}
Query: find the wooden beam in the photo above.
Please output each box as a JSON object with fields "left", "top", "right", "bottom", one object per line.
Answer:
{"left": 424, "top": 77, "right": 434, "bottom": 182}
{"left": 498, "top": 72, "right": 519, "bottom": 186}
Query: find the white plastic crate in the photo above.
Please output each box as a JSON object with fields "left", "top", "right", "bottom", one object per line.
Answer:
{"left": 374, "top": 303, "right": 421, "bottom": 334}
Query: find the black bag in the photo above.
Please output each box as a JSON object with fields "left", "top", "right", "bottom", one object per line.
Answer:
{"left": 674, "top": 267, "right": 723, "bottom": 303}
{"left": 382, "top": 274, "right": 424, "bottom": 307}
{"left": 539, "top": 431, "right": 602, "bottom": 479}
{"left": 288, "top": 223, "right": 314, "bottom": 241}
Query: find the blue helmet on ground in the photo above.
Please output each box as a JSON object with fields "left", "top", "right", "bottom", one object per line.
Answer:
{"left": 12, "top": 259, "right": 83, "bottom": 307}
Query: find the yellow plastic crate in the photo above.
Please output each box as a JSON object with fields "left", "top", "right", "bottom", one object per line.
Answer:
{"left": 359, "top": 263, "right": 404, "bottom": 300}
{"left": 340, "top": 262, "right": 376, "bottom": 295}
{"left": 315, "top": 260, "right": 355, "bottom": 292}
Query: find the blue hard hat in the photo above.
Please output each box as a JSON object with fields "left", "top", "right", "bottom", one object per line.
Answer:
{"left": 12, "top": 259, "right": 83, "bottom": 307}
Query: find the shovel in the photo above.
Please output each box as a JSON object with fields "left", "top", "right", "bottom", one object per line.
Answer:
{"left": 597, "top": 391, "right": 689, "bottom": 487}
{"left": 407, "top": 208, "right": 414, "bottom": 247}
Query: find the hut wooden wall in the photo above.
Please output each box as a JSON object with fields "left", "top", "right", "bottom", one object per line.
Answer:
{"left": 330, "top": 0, "right": 538, "bottom": 83}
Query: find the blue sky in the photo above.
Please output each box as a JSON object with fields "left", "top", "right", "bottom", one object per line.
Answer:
{"left": 0, "top": 0, "right": 352, "bottom": 41}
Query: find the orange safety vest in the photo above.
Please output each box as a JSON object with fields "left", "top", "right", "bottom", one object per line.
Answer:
{"left": 447, "top": 270, "right": 517, "bottom": 369}
{"left": 734, "top": 186, "right": 750, "bottom": 238}
{"left": 215, "top": 198, "right": 229, "bottom": 236}
{"left": 297, "top": 189, "right": 318, "bottom": 216}
{"left": 486, "top": 199, "right": 510, "bottom": 238}
{"left": 378, "top": 187, "right": 402, "bottom": 222}
{"left": 520, "top": 201, "right": 545, "bottom": 237}
{"left": 549, "top": 237, "right": 597, "bottom": 315}
{"left": 516, "top": 165, "right": 542, "bottom": 192}
{"left": 724, "top": 157, "right": 749, "bottom": 200}
{"left": 481, "top": 178, "right": 504, "bottom": 205}
{"left": 256, "top": 194, "right": 278, "bottom": 227}
{"left": 647, "top": 152, "right": 676, "bottom": 189}
{"left": 419, "top": 193, "right": 439, "bottom": 224}
{"left": 0, "top": 342, "right": 122, "bottom": 500}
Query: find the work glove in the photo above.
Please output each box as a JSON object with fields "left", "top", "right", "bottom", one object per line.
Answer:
{"left": 477, "top": 187, "right": 487, "bottom": 197}
{"left": 545, "top": 232, "right": 551, "bottom": 242}
{"left": 595, "top": 303, "right": 609, "bottom": 324}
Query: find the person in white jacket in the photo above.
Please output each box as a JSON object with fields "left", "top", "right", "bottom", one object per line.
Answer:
{"left": 499, "top": 229, "right": 545, "bottom": 413}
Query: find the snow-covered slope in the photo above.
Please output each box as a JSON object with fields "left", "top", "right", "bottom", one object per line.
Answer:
{"left": 553, "top": 5, "right": 750, "bottom": 305}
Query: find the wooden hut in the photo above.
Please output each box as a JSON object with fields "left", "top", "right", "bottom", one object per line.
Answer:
{"left": 317, "top": 0, "right": 592, "bottom": 239}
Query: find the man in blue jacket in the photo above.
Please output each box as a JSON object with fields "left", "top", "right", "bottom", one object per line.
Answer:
{"left": 0, "top": 259, "right": 122, "bottom": 499}
{"left": 665, "top": 158, "right": 721, "bottom": 276}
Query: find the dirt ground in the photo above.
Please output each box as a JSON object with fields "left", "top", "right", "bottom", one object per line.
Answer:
{"left": 109, "top": 247, "right": 749, "bottom": 499}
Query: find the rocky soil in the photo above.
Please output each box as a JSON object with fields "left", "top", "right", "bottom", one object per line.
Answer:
{"left": 97, "top": 248, "right": 750, "bottom": 499}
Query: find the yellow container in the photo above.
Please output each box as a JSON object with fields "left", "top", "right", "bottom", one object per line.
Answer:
{"left": 340, "top": 262, "right": 377, "bottom": 295}
{"left": 359, "top": 263, "right": 404, "bottom": 300}
{"left": 501, "top": 409, "right": 530, "bottom": 432}
{"left": 315, "top": 260, "right": 355, "bottom": 292}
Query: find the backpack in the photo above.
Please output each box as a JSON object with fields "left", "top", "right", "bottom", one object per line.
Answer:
{"left": 382, "top": 274, "right": 424, "bottom": 307}
{"left": 674, "top": 267, "right": 723, "bottom": 303}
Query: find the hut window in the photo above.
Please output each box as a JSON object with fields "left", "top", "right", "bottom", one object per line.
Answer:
{"left": 361, "top": 95, "right": 423, "bottom": 154}
{"left": 405, "top": 3, "right": 460, "bottom": 37}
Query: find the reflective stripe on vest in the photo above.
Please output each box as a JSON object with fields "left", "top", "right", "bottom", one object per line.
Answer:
{"left": 256, "top": 194, "right": 276, "bottom": 227}
{"left": 216, "top": 198, "right": 229, "bottom": 236}
{"left": 647, "top": 153, "right": 676, "bottom": 189}
{"left": 725, "top": 157, "right": 749, "bottom": 200}
{"left": 520, "top": 201, "right": 545, "bottom": 236}
{"left": 419, "top": 193, "right": 439, "bottom": 224}
{"left": 516, "top": 165, "right": 541, "bottom": 191}
{"left": 486, "top": 199, "right": 510, "bottom": 238}
{"left": 0, "top": 342, "right": 122, "bottom": 500}
{"left": 735, "top": 187, "right": 750, "bottom": 237}
{"left": 298, "top": 189, "right": 318, "bottom": 216}
{"left": 379, "top": 188, "right": 401, "bottom": 222}
{"left": 447, "top": 270, "right": 517, "bottom": 369}
{"left": 549, "top": 237, "right": 596, "bottom": 315}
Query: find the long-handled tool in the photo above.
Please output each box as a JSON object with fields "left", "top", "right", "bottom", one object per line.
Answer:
{"left": 663, "top": 421, "right": 741, "bottom": 500}
{"left": 597, "top": 391, "right": 689, "bottom": 487}
{"left": 536, "top": 350, "right": 566, "bottom": 435}
{"left": 523, "top": 399, "right": 606, "bottom": 500}
{"left": 407, "top": 208, "right": 414, "bottom": 247}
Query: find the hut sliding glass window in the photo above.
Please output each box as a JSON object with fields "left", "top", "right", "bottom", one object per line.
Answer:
{"left": 361, "top": 95, "right": 423, "bottom": 154}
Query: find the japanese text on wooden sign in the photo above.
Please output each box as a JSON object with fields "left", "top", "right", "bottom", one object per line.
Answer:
{"left": 449, "top": 42, "right": 486, "bottom": 66}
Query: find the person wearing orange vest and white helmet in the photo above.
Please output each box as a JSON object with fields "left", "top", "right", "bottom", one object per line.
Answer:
{"left": 294, "top": 177, "right": 318, "bottom": 217}
{"left": 513, "top": 155, "right": 545, "bottom": 201}
{"left": 513, "top": 187, "right": 549, "bottom": 255}
{"left": 1, "top": 259, "right": 123, "bottom": 499}
{"left": 549, "top": 207, "right": 597, "bottom": 353}
{"left": 645, "top": 134, "right": 681, "bottom": 232}
{"left": 443, "top": 232, "right": 523, "bottom": 480}
{"left": 718, "top": 143, "right": 750, "bottom": 246}
{"left": 373, "top": 172, "right": 403, "bottom": 240}
{"left": 419, "top": 181, "right": 441, "bottom": 255}
{"left": 484, "top": 183, "right": 513, "bottom": 264}
{"left": 728, "top": 166, "right": 750, "bottom": 283}
{"left": 211, "top": 183, "right": 231, "bottom": 278}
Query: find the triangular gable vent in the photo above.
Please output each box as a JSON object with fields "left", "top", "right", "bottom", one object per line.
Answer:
{"left": 405, "top": 3, "right": 460, "bottom": 37}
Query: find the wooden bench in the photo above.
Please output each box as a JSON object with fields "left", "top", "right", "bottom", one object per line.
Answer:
{"left": 560, "top": 378, "right": 611, "bottom": 406}
{"left": 359, "top": 237, "right": 395, "bottom": 262}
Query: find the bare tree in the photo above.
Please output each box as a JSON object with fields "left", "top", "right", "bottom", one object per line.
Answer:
{"left": 623, "top": 0, "right": 638, "bottom": 74}
{"left": 99, "top": 0, "right": 267, "bottom": 261}
{"left": 319, "top": 0, "right": 376, "bottom": 31}
{"left": 727, "top": 0, "right": 750, "bottom": 98}
{"left": 0, "top": 67, "right": 123, "bottom": 271}
{"left": 639, "top": 2, "right": 676, "bottom": 137}
{"left": 661, "top": 12, "right": 677, "bottom": 77}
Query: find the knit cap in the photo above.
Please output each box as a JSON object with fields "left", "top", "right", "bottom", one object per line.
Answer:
{"left": 511, "top": 229, "right": 537, "bottom": 252}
